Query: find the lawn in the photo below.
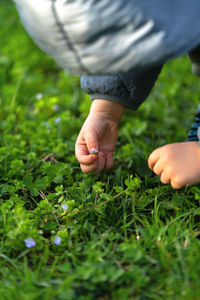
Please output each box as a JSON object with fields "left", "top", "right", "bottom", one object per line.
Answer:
{"left": 1, "top": 1, "right": 200, "bottom": 299}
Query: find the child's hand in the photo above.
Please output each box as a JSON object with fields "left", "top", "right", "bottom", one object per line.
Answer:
{"left": 75, "top": 99, "right": 125, "bottom": 174}
{"left": 75, "top": 113, "right": 118, "bottom": 173}
{"left": 148, "top": 141, "right": 200, "bottom": 189}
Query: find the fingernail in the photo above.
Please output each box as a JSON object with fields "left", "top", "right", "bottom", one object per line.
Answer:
{"left": 90, "top": 149, "right": 98, "bottom": 155}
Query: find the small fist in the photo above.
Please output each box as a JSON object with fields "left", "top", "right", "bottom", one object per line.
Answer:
{"left": 148, "top": 141, "right": 200, "bottom": 189}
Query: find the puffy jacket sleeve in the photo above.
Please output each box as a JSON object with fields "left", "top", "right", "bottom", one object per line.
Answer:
{"left": 13, "top": 0, "right": 200, "bottom": 75}
{"left": 81, "top": 66, "right": 162, "bottom": 110}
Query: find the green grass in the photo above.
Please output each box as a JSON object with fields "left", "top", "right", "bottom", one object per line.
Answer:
{"left": 1, "top": 2, "right": 200, "bottom": 299}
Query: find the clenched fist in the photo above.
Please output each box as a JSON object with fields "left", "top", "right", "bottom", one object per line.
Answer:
{"left": 148, "top": 141, "right": 200, "bottom": 189}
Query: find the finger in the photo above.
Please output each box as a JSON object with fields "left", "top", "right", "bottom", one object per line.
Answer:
{"left": 80, "top": 160, "right": 98, "bottom": 174}
{"left": 160, "top": 171, "right": 171, "bottom": 185}
{"left": 75, "top": 141, "right": 98, "bottom": 165}
{"left": 148, "top": 150, "right": 160, "bottom": 170}
{"left": 76, "top": 151, "right": 98, "bottom": 165}
{"left": 105, "top": 152, "right": 114, "bottom": 170}
{"left": 84, "top": 130, "right": 98, "bottom": 154}
{"left": 94, "top": 151, "right": 106, "bottom": 174}
{"left": 153, "top": 160, "right": 164, "bottom": 176}
{"left": 171, "top": 177, "right": 184, "bottom": 189}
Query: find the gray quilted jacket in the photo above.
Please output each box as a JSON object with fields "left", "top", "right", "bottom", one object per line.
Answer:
{"left": 14, "top": 0, "right": 200, "bottom": 140}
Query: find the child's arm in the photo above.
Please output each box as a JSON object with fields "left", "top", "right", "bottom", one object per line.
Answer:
{"left": 76, "top": 66, "right": 162, "bottom": 173}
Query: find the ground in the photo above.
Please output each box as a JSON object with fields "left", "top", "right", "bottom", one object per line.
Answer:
{"left": 0, "top": 1, "right": 200, "bottom": 299}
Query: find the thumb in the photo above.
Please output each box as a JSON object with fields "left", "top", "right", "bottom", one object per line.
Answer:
{"left": 84, "top": 130, "right": 99, "bottom": 155}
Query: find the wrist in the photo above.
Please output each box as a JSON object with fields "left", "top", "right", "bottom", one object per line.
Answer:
{"left": 90, "top": 99, "right": 126, "bottom": 123}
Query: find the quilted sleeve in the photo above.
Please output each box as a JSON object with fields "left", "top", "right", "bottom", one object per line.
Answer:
{"left": 81, "top": 65, "right": 162, "bottom": 110}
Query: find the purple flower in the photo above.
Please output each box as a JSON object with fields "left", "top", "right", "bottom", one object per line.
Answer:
{"left": 55, "top": 117, "right": 61, "bottom": 124}
{"left": 62, "top": 204, "right": 68, "bottom": 211}
{"left": 89, "top": 149, "right": 98, "bottom": 155}
{"left": 24, "top": 237, "right": 36, "bottom": 248}
{"left": 54, "top": 236, "right": 61, "bottom": 245}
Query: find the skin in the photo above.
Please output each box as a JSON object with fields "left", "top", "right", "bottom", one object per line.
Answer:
{"left": 75, "top": 99, "right": 125, "bottom": 174}
{"left": 75, "top": 99, "right": 200, "bottom": 189}
{"left": 148, "top": 141, "right": 200, "bottom": 189}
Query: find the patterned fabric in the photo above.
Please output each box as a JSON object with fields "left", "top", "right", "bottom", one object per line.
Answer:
{"left": 185, "top": 46, "right": 200, "bottom": 142}
{"left": 185, "top": 105, "right": 200, "bottom": 142}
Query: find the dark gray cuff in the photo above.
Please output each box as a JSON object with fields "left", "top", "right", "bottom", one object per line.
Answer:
{"left": 80, "top": 65, "right": 162, "bottom": 110}
{"left": 81, "top": 74, "right": 133, "bottom": 109}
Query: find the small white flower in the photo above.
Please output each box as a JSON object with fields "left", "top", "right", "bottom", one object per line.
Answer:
{"left": 89, "top": 149, "right": 98, "bottom": 155}
{"left": 53, "top": 105, "right": 60, "bottom": 112}
{"left": 36, "top": 93, "right": 43, "bottom": 100}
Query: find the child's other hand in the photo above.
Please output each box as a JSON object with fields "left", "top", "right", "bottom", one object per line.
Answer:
{"left": 75, "top": 113, "right": 118, "bottom": 173}
{"left": 148, "top": 141, "right": 200, "bottom": 189}
{"left": 75, "top": 99, "right": 125, "bottom": 174}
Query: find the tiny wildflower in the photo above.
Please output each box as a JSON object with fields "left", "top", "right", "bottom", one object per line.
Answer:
{"left": 89, "top": 149, "right": 98, "bottom": 155}
{"left": 62, "top": 203, "right": 68, "bottom": 211}
{"left": 53, "top": 105, "right": 60, "bottom": 112}
{"left": 54, "top": 236, "right": 62, "bottom": 245}
{"left": 36, "top": 93, "right": 43, "bottom": 100}
{"left": 55, "top": 117, "right": 61, "bottom": 124}
{"left": 24, "top": 237, "right": 36, "bottom": 248}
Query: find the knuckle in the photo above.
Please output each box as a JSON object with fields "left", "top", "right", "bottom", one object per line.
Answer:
{"left": 148, "top": 150, "right": 157, "bottom": 161}
{"left": 153, "top": 163, "right": 162, "bottom": 175}
{"left": 148, "top": 148, "right": 161, "bottom": 168}
{"left": 148, "top": 156, "right": 156, "bottom": 170}
{"left": 153, "top": 165, "right": 159, "bottom": 175}
{"left": 171, "top": 176, "right": 184, "bottom": 189}
{"left": 160, "top": 174, "right": 169, "bottom": 184}
{"left": 161, "top": 179, "right": 168, "bottom": 185}
{"left": 147, "top": 156, "right": 153, "bottom": 168}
